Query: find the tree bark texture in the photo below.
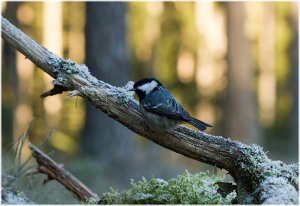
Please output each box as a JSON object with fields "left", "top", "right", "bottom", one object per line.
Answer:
{"left": 1, "top": 16, "right": 298, "bottom": 204}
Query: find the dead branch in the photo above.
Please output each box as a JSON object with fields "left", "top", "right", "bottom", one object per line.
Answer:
{"left": 28, "top": 143, "right": 98, "bottom": 202}
{"left": 1, "top": 16, "right": 298, "bottom": 204}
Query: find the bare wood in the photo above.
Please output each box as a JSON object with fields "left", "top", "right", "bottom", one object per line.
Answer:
{"left": 2, "top": 16, "right": 298, "bottom": 204}
{"left": 1, "top": 17, "right": 59, "bottom": 78}
{"left": 28, "top": 143, "right": 98, "bottom": 202}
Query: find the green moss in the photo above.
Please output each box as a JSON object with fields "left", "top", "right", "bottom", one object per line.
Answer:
{"left": 234, "top": 144, "right": 298, "bottom": 203}
{"left": 84, "top": 197, "right": 100, "bottom": 204}
{"left": 101, "top": 171, "right": 236, "bottom": 204}
{"left": 234, "top": 145, "right": 269, "bottom": 188}
{"left": 286, "top": 164, "right": 299, "bottom": 187}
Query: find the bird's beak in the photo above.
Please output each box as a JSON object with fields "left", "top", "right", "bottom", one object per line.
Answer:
{"left": 129, "top": 88, "right": 136, "bottom": 92}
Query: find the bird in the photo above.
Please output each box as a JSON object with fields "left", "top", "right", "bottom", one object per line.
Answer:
{"left": 129, "top": 77, "right": 212, "bottom": 131}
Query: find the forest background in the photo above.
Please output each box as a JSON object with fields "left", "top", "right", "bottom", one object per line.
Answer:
{"left": 2, "top": 1, "right": 298, "bottom": 203}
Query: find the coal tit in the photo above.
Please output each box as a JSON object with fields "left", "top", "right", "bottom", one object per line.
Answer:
{"left": 130, "top": 78, "right": 212, "bottom": 131}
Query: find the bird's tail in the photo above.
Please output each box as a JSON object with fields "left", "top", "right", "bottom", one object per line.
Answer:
{"left": 188, "top": 117, "right": 212, "bottom": 131}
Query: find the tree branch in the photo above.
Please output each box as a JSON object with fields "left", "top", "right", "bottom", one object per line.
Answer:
{"left": 1, "top": 15, "right": 240, "bottom": 177}
{"left": 1, "top": 16, "right": 298, "bottom": 204}
{"left": 28, "top": 143, "right": 98, "bottom": 202}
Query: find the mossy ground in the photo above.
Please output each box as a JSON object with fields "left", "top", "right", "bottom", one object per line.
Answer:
{"left": 100, "top": 170, "right": 236, "bottom": 204}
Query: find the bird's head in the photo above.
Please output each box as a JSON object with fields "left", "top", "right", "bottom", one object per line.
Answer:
{"left": 130, "top": 78, "right": 162, "bottom": 100}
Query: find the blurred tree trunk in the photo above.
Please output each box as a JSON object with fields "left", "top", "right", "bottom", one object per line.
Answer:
{"left": 2, "top": 2, "right": 19, "bottom": 148}
{"left": 29, "top": 3, "right": 47, "bottom": 144}
{"left": 224, "top": 2, "right": 259, "bottom": 144}
{"left": 82, "top": 2, "right": 134, "bottom": 163}
{"left": 288, "top": 3, "right": 298, "bottom": 161}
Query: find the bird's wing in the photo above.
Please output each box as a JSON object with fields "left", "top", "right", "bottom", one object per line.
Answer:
{"left": 143, "top": 97, "right": 190, "bottom": 121}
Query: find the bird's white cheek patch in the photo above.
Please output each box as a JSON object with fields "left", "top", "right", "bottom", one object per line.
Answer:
{"left": 138, "top": 80, "right": 158, "bottom": 95}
